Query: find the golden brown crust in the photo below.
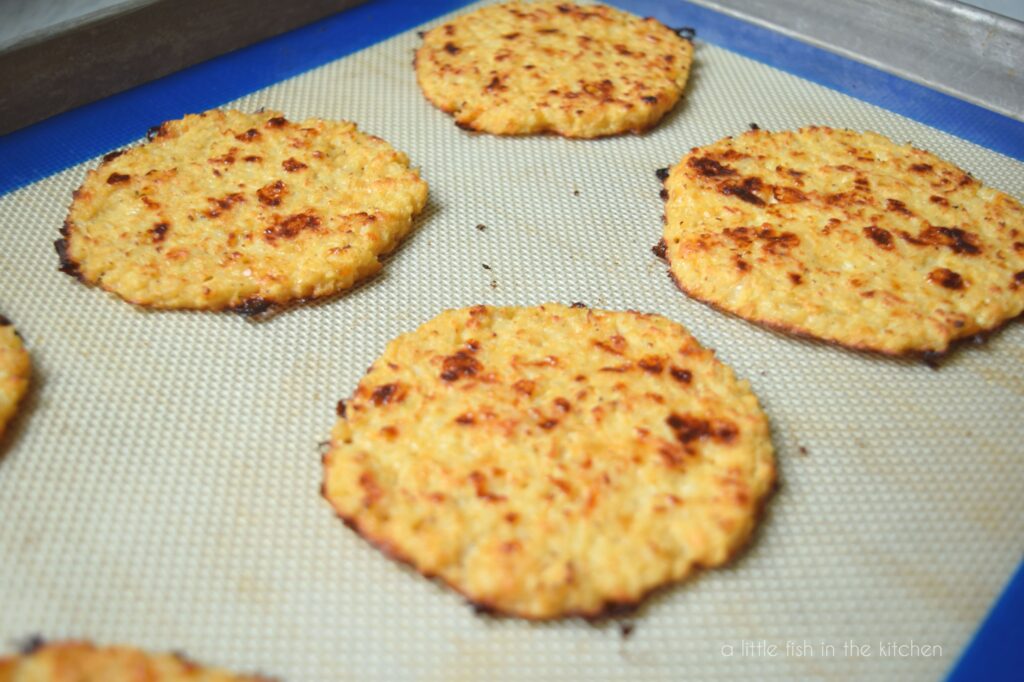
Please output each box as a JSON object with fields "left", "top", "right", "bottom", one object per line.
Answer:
{"left": 322, "top": 304, "right": 775, "bottom": 619}
{"left": 0, "top": 641, "right": 271, "bottom": 681}
{"left": 0, "top": 318, "right": 30, "bottom": 438}
{"left": 415, "top": 2, "right": 693, "bottom": 138}
{"left": 661, "top": 127, "right": 1024, "bottom": 356}
{"left": 60, "top": 109, "right": 428, "bottom": 313}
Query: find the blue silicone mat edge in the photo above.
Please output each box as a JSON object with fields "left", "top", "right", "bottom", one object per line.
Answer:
{"left": 0, "top": 0, "right": 1020, "bottom": 677}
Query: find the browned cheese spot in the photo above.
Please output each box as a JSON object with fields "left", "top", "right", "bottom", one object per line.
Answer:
{"left": 266, "top": 116, "right": 288, "bottom": 128}
{"left": 443, "top": 42, "right": 461, "bottom": 55}
{"left": 863, "top": 225, "right": 895, "bottom": 250}
{"left": 910, "top": 163, "right": 933, "bottom": 173}
{"left": 735, "top": 256, "right": 751, "bottom": 272}
{"left": 887, "top": 198, "right": 913, "bottom": 216}
{"left": 723, "top": 226, "right": 754, "bottom": 247}
{"left": 721, "top": 177, "right": 766, "bottom": 206}
{"left": 204, "top": 192, "right": 245, "bottom": 217}
{"left": 370, "top": 383, "right": 407, "bottom": 406}
{"left": 235, "top": 128, "right": 261, "bottom": 142}
{"left": 513, "top": 379, "right": 536, "bottom": 395}
{"left": 440, "top": 350, "right": 483, "bottom": 382}
{"left": 670, "top": 367, "right": 692, "bottom": 383}
{"left": 469, "top": 471, "right": 505, "bottom": 502}
{"left": 257, "top": 180, "right": 287, "bottom": 206}
{"left": 772, "top": 186, "right": 807, "bottom": 203}
{"left": 593, "top": 335, "right": 627, "bottom": 355}
{"left": 455, "top": 413, "right": 475, "bottom": 425}
{"left": 666, "top": 413, "right": 738, "bottom": 446}
{"left": 485, "top": 76, "right": 508, "bottom": 93}
{"left": 243, "top": 155, "right": 262, "bottom": 163}
{"left": 757, "top": 227, "right": 800, "bottom": 255}
{"left": 208, "top": 152, "right": 236, "bottom": 165}
{"left": 106, "top": 172, "right": 130, "bottom": 184}
{"left": 688, "top": 156, "right": 736, "bottom": 178}
{"left": 336, "top": 399, "right": 347, "bottom": 417}
{"left": 920, "top": 225, "right": 982, "bottom": 255}
{"left": 359, "top": 471, "right": 382, "bottom": 507}
{"left": 102, "top": 150, "right": 125, "bottom": 163}
{"left": 149, "top": 222, "right": 169, "bottom": 243}
{"left": 928, "top": 268, "right": 964, "bottom": 290}
{"left": 789, "top": 272, "right": 803, "bottom": 285}
{"left": 929, "top": 194, "right": 949, "bottom": 207}
{"left": 283, "top": 157, "right": 308, "bottom": 172}
{"left": 638, "top": 356, "right": 664, "bottom": 374}
{"left": 264, "top": 211, "right": 321, "bottom": 243}
{"left": 1013, "top": 271, "right": 1024, "bottom": 288}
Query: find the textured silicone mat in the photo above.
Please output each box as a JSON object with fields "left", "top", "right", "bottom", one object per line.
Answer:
{"left": 1, "top": 2, "right": 1022, "bottom": 680}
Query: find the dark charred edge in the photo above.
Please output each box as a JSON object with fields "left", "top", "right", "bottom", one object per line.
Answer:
{"left": 16, "top": 634, "right": 45, "bottom": 655}
{"left": 921, "top": 332, "right": 989, "bottom": 369}
{"left": 54, "top": 234, "right": 82, "bottom": 281}
{"left": 146, "top": 122, "right": 168, "bottom": 141}
{"left": 225, "top": 221, "right": 428, "bottom": 320}
{"left": 619, "top": 622, "right": 636, "bottom": 639}
{"left": 0, "top": 314, "right": 10, "bottom": 327}
{"left": 749, "top": 123, "right": 760, "bottom": 131}
{"left": 655, "top": 167, "right": 669, "bottom": 181}
{"left": 570, "top": 301, "right": 587, "bottom": 308}
{"left": 662, "top": 262, "right": 1021, "bottom": 364}
{"left": 417, "top": 30, "right": 426, "bottom": 38}
{"left": 101, "top": 149, "right": 125, "bottom": 164}
{"left": 652, "top": 239, "right": 667, "bottom": 260}
{"left": 231, "top": 297, "right": 273, "bottom": 317}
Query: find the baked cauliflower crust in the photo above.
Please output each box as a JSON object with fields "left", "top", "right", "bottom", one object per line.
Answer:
{"left": 0, "top": 318, "right": 29, "bottom": 438}
{"left": 662, "top": 127, "right": 1024, "bottom": 357}
{"left": 323, "top": 304, "right": 775, "bottom": 619}
{"left": 59, "top": 109, "right": 428, "bottom": 313}
{"left": 0, "top": 641, "right": 271, "bottom": 682}
{"left": 415, "top": 2, "right": 693, "bottom": 138}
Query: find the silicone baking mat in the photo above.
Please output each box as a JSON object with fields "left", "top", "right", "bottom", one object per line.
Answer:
{"left": 1, "top": 1, "right": 1021, "bottom": 679}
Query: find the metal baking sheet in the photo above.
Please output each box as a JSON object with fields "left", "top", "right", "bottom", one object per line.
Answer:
{"left": 1, "top": 1, "right": 1022, "bottom": 680}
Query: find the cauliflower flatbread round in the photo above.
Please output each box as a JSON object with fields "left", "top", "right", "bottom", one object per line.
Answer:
{"left": 0, "top": 641, "right": 271, "bottom": 681}
{"left": 0, "top": 316, "right": 29, "bottom": 438}
{"left": 58, "top": 109, "right": 428, "bottom": 313}
{"left": 661, "top": 127, "right": 1024, "bottom": 357}
{"left": 322, "top": 304, "right": 775, "bottom": 619}
{"left": 415, "top": 2, "right": 693, "bottom": 138}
